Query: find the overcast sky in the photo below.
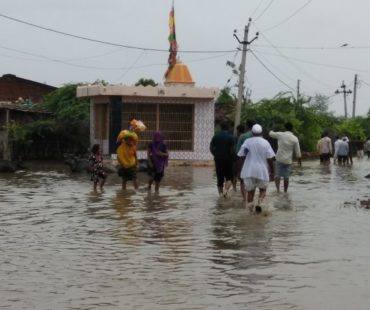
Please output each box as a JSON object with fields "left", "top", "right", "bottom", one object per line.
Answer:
{"left": 1, "top": 0, "right": 370, "bottom": 115}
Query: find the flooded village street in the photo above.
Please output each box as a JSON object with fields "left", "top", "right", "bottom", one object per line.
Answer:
{"left": 1, "top": 159, "right": 370, "bottom": 310}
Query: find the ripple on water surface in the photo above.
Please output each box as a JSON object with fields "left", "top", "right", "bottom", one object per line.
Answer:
{"left": 1, "top": 161, "right": 370, "bottom": 309}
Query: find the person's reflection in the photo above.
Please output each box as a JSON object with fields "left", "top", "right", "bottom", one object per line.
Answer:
{"left": 272, "top": 193, "right": 293, "bottom": 210}
{"left": 141, "top": 191, "right": 192, "bottom": 264}
{"left": 85, "top": 190, "right": 106, "bottom": 215}
{"left": 319, "top": 163, "right": 332, "bottom": 175}
{"left": 110, "top": 188, "right": 193, "bottom": 264}
{"left": 210, "top": 206, "right": 276, "bottom": 296}
{"left": 161, "top": 166, "right": 197, "bottom": 191}
{"left": 111, "top": 190, "right": 142, "bottom": 246}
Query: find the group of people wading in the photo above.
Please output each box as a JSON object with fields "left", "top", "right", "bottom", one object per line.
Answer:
{"left": 86, "top": 117, "right": 369, "bottom": 205}
{"left": 210, "top": 120, "right": 370, "bottom": 213}
{"left": 210, "top": 121, "right": 302, "bottom": 213}
{"left": 88, "top": 119, "right": 169, "bottom": 192}
{"left": 318, "top": 133, "right": 370, "bottom": 165}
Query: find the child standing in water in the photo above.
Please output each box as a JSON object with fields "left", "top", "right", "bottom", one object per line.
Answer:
{"left": 147, "top": 132, "right": 169, "bottom": 192}
{"left": 88, "top": 144, "right": 106, "bottom": 191}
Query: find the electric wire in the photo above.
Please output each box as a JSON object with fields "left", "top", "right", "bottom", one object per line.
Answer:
{"left": 254, "top": 44, "right": 370, "bottom": 50}
{"left": 113, "top": 50, "right": 146, "bottom": 83}
{"left": 261, "top": 0, "right": 314, "bottom": 32}
{"left": 0, "top": 13, "right": 236, "bottom": 54}
{"left": 255, "top": 0, "right": 274, "bottom": 21}
{"left": 250, "top": 48, "right": 296, "bottom": 84}
{"left": 253, "top": 0, "right": 275, "bottom": 22}
{"left": 252, "top": 48, "right": 370, "bottom": 74}
{"left": 359, "top": 79, "right": 370, "bottom": 87}
{"left": 0, "top": 43, "right": 233, "bottom": 71}
{"left": 250, "top": 0, "right": 266, "bottom": 20}
{"left": 254, "top": 29, "right": 336, "bottom": 88}
{"left": 249, "top": 49, "right": 295, "bottom": 91}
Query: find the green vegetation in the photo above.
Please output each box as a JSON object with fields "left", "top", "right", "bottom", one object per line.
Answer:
{"left": 9, "top": 84, "right": 89, "bottom": 159}
{"left": 216, "top": 87, "right": 370, "bottom": 152}
{"left": 135, "top": 78, "right": 158, "bottom": 87}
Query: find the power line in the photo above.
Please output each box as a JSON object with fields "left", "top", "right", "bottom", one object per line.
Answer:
{"left": 0, "top": 43, "right": 233, "bottom": 71}
{"left": 250, "top": 49, "right": 295, "bottom": 91}
{"left": 262, "top": 0, "right": 314, "bottom": 32}
{"left": 0, "top": 12, "right": 236, "bottom": 54}
{"left": 113, "top": 50, "right": 146, "bottom": 83}
{"left": 253, "top": 0, "right": 275, "bottom": 22}
{"left": 254, "top": 44, "right": 370, "bottom": 50}
{"left": 252, "top": 48, "right": 370, "bottom": 74}
{"left": 250, "top": 48, "right": 296, "bottom": 84}
{"left": 254, "top": 48, "right": 370, "bottom": 73}
{"left": 254, "top": 29, "right": 335, "bottom": 88}
{"left": 250, "top": 0, "right": 267, "bottom": 19}
{"left": 359, "top": 79, "right": 370, "bottom": 87}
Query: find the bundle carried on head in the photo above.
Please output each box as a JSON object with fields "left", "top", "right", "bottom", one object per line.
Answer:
{"left": 130, "top": 119, "right": 146, "bottom": 132}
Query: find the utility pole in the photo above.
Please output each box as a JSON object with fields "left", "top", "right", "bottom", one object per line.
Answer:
{"left": 335, "top": 81, "right": 352, "bottom": 119}
{"left": 233, "top": 18, "right": 258, "bottom": 135}
{"left": 352, "top": 74, "right": 358, "bottom": 118}
{"left": 245, "top": 88, "right": 252, "bottom": 104}
{"left": 296, "top": 79, "right": 301, "bottom": 103}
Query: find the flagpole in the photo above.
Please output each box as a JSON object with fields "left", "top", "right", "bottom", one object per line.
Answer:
{"left": 165, "top": 1, "right": 177, "bottom": 77}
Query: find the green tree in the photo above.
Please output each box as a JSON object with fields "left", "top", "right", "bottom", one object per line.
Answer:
{"left": 334, "top": 118, "right": 366, "bottom": 140}
{"left": 215, "top": 87, "right": 236, "bottom": 124}
{"left": 240, "top": 93, "right": 338, "bottom": 152}
{"left": 41, "top": 84, "right": 89, "bottom": 123}
{"left": 135, "top": 78, "right": 158, "bottom": 87}
{"left": 39, "top": 84, "right": 90, "bottom": 157}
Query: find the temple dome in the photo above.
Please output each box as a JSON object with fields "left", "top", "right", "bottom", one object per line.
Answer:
{"left": 164, "top": 62, "right": 195, "bottom": 86}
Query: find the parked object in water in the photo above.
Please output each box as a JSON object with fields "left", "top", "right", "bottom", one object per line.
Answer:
{"left": 64, "top": 154, "right": 89, "bottom": 173}
{"left": 64, "top": 154, "right": 115, "bottom": 173}
{"left": 0, "top": 160, "right": 25, "bottom": 172}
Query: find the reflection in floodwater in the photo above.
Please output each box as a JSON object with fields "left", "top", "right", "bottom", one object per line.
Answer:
{"left": 0, "top": 160, "right": 370, "bottom": 309}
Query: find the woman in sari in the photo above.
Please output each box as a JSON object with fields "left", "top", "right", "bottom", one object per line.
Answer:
{"left": 147, "top": 132, "right": 169, "bottom": 192}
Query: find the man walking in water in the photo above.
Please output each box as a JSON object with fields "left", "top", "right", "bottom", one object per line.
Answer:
{"left": 210, "top": 122, "right": 235, "bottom": 197}
{"left": 317, "top": 132, "right": 332, "bottom": 164}
{"left": 269, "top": 122, "right": 302, "bottom": 193}
{"left": 235, "top": 120, "right": 255, "bottom": 199}
{"left": 238, "top": 124, "right": 275, "bottom": 213}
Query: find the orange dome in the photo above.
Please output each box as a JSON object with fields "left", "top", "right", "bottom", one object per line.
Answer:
{"left": 164, "top": 63, "right": 195, "bottom": 85}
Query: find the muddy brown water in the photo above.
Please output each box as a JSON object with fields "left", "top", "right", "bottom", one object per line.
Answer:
{"left": 1, "top": 159, "right": 370, "bottom": 309}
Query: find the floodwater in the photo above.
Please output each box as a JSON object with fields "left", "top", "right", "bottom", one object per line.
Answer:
{"left": 1, "top": 159, "right": 370, "bottom": 310}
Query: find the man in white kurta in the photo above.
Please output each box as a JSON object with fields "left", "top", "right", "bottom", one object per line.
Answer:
{"left": 237, "top": 124, "right": 275, "bottom": 212}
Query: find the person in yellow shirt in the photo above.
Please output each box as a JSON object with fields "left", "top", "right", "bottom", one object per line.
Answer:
{"left": 117, "top": 132, "right": 138, "bottom": 190}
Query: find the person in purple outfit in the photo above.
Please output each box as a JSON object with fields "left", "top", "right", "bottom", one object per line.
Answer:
{"left": 147, "top": 132, "right": 169, "bottom": 192}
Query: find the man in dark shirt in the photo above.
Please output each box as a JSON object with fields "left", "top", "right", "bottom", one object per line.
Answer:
{"left": 210, "top": 122, "right": 235, "bottom": 197}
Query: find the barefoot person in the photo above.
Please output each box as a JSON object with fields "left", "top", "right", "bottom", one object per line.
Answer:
{"left": 88, "top": 144, "right": 106, "bottom": 191}
{"left": 210, "top": 122, "right": 235, "bottom": 197}
{"left": 235, "top": 120, "right": 255, "bottom": 199}
{"left": 117, "top": 131, "right": 139, "bottom": 190}
{"left": 317, "top": 132, "right": 332, "bottom": 165}
{"left": 238, "top": 124, "right": 275, "bottom": 213}
{"left": 147, "top": 132, "right": 169, "bottom": 192}
{"left": 269, "top": 122, "right": 302, "bottom": 193}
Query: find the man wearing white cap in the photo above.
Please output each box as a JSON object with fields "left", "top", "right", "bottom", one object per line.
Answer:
{"left": 237, "top": 124, "right": 275, "bottom": 213}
